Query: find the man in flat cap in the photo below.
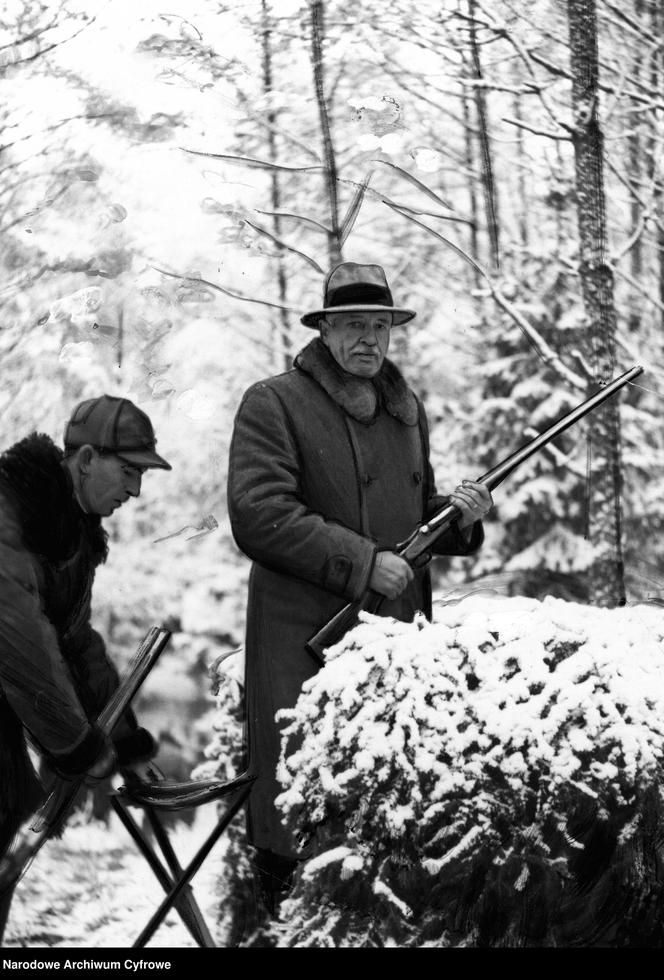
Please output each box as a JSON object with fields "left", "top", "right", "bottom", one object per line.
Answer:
{"left": 228, "top": 262, "right": 493, "bottom": 915}
{"left": 0, "top": 395, "right": 171, "bottom": 944}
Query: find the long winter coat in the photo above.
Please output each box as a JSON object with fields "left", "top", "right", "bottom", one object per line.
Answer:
{"left": 0, "top": 434, "right": 155, "bottom": 855}
{"left": 228, "top": 339, "right": 484, "bottom": 858}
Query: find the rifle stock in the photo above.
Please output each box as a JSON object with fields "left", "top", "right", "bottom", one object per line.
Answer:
{"left": 307, "top": 591, "right": 383, "bottom": 665}
{"left": 306, "top": 364, "right": 643, "bottom": 661}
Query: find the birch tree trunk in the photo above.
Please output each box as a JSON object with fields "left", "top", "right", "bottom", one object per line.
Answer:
{"left": 567, "top": 0, "right": 626, "bottom": 606}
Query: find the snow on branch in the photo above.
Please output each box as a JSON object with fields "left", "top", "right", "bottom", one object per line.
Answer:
{"left": 501, "top": 116, "right": 571, "bottom": 141}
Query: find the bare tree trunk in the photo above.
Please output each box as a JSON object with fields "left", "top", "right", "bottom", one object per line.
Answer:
{"left": 627, "top": 123, "right": 642, "bottom": 334}
{"left": 461, "top": 64, "right": 481, "bottom": 286}
{"left": 512, "top": 92, "right": 529, "bottom": 250}
{"left": 467, "top": 0, "right": 500, "bottom": 271}
{"left": 627, "top": 0, "right": 643, "bottom": 333}
{"left": 567, "top": 0, "right": 626, "bottom": 606}
{"left": 309, "top": 0, "right": 342, "bottom": 266}
{"left": 261, "top": 0, "right": 292, "bottom": 371}
{"left": 554, "top": 143, "right": 566, "bottom": 255}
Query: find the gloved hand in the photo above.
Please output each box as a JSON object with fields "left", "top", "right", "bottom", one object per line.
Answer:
{"left": 83, "top": 738, "right": 117, "bottom": 786}
{"left": 120, "top": 760, "right": 166, "bottom": 784}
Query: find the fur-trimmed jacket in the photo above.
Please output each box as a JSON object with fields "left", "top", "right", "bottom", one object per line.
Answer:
{"left": 0, "top": 433, "right": 155, "bottom": 845}
{"left": 228, "top": 338, "right": 484, "bottom": 857}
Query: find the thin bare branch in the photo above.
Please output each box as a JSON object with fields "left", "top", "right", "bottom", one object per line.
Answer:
{"left": 151, "top": 265, "right": 294, "bottom": 312}
{"left": 600, "top": 0, "right": 656, "bottom": 39}
{"left": 0, "top": 112, "right": 128, "bottom": 155}
{"left": 244, "top": 218, "right": 325, "bottom": 273}
{"left": 501, "top": 116, "right": 571, "bottom": 140}
{"left": 339, "top": 170, "right": 372, "bottom": 246}
{"left": 182, "top": 148, "right": 324, "bottom": 173}
{"left": 254, "top": 209, "right": 331, "bottom": 235}
{"left": 373, "top": 159, "right": 455, "bottom": 210}
{"left": 0, "top": 14, "right": 98, "bottom": 69}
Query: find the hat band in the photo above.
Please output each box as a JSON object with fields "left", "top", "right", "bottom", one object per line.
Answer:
{"left": 111, "top": 443, "right": 157, "bottom": 452}
{"left": 326, "top": 283, "right": 393, "bottom": 308}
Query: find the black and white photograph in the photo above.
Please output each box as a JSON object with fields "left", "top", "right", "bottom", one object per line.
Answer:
{"left": 1, "top": 0, "right": 663, "bottom": 952}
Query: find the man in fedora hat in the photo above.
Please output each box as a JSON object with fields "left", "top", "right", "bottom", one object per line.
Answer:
{"left": 228, "top": 262, "right": 492, "bottom": 914}
{"left": 0, "top": 395, "right": 171, "bottom": 944}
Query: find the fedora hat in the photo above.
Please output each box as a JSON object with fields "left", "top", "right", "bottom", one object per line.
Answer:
{"left": 300, "top": 262, "right": 416, "bottom": 328}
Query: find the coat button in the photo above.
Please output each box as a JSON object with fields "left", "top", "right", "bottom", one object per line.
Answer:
{"left": 413, "top": 472, "right": 422, "bottom": 485}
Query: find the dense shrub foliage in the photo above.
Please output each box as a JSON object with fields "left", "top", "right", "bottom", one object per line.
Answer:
{"left": 264, "top": 597, "right": 664, "bottom": 946}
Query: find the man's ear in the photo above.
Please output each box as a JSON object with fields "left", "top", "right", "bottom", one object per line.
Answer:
{"left": 77, "top": 444, "right": 95, "bottom": 473}
{"left": 319, "top": 317, "right": 329, "bottom": 346}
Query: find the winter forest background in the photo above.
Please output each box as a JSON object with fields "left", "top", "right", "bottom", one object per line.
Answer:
{"left": 3, "top": 0, "right": 664, "bottom": 949}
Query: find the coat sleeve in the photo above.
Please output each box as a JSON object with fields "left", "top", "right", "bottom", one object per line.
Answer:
{"left": 0, "top": 492, "right": 106, "bottom": 774}
{"left": 228, "top": 382, "right": 377, "bottom": 601}
{"left": 418, "top": 402, "right": 484, "bottom": 557}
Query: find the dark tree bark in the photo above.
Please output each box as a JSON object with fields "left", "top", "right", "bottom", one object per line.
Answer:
{"left": 261, "top": 0, "right": 292, "bottom": 371}
{"left": 567, "top": 0, "right": 626, "bottom": 606}
{"left": 308, "top": 0, "right": 342, "bottom": 266}
{"left": 648, "top": 0, "right": 664, "bottom": 332}
{"left": 626, "top": 0, "right": 643, "bottom": 334}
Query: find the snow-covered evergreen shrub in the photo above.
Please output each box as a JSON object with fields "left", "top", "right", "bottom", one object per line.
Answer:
{"left": 195, "top": 651, "right": 263, "bottom": 946}
{"left": 272, "top": 596, "right": 664, "bottom": 947}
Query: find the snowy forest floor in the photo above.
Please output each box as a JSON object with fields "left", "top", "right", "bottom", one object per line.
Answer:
{"left": 4, "top": 810, "right": 226, "bottom": 948}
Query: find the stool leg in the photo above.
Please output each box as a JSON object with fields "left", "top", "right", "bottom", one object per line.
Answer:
{"left": 144, "top": 806, "right": 216, "bottom": 948}
{"left": 111, "top": 798, "right": 214, "bottom": 947}
{"left": 133, "top": 781, "right": 252, "bottom": 948}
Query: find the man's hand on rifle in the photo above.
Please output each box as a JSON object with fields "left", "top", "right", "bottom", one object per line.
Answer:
{"left": 449, "top": 480, "right": 493, "bottom": 529}
{"left": 369, "top": 551, "right": 414, "bottom": 600}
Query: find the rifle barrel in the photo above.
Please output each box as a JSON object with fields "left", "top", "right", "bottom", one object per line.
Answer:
{"left": 425, "top": 364, "right": 643, "bottom": 535}
{"left": 479, "top": 365, "right": 643, "bottom": 492}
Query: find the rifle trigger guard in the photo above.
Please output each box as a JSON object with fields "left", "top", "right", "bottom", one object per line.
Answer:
{"left": 412, "top": 552, "right": 432, "bottom": 569}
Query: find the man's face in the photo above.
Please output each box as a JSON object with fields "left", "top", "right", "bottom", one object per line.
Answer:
{"left": 320, "top": 311, "right": 392, "bottom": 378}
{"left": 80, "top": 452, "right": 146, "bottom": 517}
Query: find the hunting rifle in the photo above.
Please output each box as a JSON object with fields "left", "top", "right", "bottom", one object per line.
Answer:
{"left": 306, "top": 364, "right": 644, "bottom": 664}
{"left": 0, "top": 625, "right": 172, "bottom": 893}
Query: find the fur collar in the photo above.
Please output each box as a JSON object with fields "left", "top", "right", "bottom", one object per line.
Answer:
{"left": 294, "top": 337, "right": 419, "bottom": 426}
{"left": 0, "top": 432, "right": 108, "bottom": 566}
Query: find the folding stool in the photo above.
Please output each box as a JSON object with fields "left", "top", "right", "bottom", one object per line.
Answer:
{"left": 112, "top": 771, "right": 255, "bottom": 948}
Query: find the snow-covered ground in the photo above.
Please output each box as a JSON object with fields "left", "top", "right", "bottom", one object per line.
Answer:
{"left": 5, "top": 809, "right": 227, "bottom": 948}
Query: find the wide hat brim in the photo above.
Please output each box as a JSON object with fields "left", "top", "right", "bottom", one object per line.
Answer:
{"left": 116, "top": 448, "right": 172, "bottom": 471}
{"left": 301, "top": 304, "right": 416, "bottom": 328}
